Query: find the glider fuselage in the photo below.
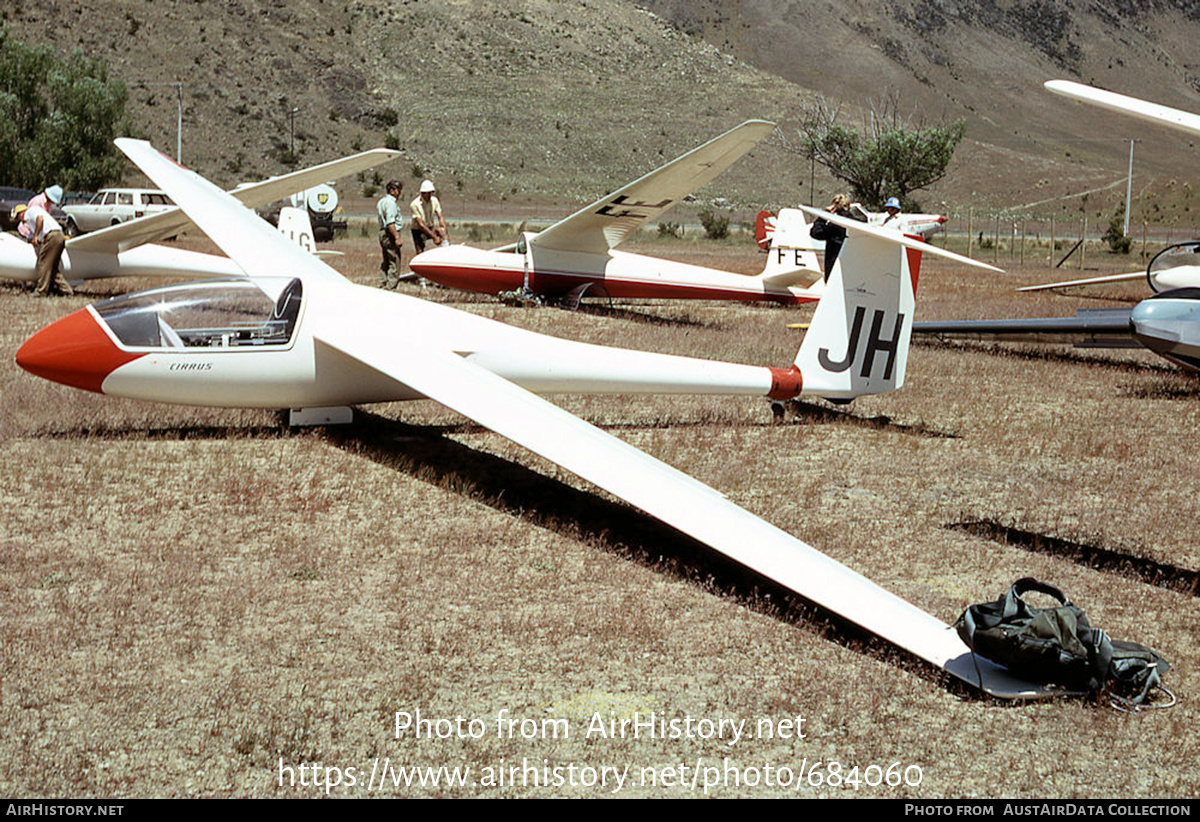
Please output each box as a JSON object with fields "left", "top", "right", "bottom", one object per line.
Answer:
{"left": 15, "top": 276, "right": 802, "bottom": 408}
{"left": 0, "top": 232, "right": 243, "bottom": 283}
{"left": 410, "top": 245, "right": 819, "bottom": 305}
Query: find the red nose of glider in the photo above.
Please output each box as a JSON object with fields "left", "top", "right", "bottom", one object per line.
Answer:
{"left": 15, "top": 308, "right": 141, "bottom": 394}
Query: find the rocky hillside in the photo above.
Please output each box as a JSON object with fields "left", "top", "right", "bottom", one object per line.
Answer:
{"left": 642, "top": 0, "right": 1200, "bottom": 216}
{"left": 6, "top": 0, "right": 1200, "bottom": 221}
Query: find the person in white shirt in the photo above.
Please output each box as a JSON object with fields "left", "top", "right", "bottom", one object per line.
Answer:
{"left": 409, "top": 179, "right": 449, "bottom": 253}
{"left": 14, "top": 203, "right": 73, "bottom": 296}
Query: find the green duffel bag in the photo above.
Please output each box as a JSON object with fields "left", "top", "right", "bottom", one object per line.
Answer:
{"left": 955, "top": 577, "right": 1172, "bottom": 708}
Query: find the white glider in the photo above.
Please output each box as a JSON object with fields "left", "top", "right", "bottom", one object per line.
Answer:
{"left": 16, "top": 139, "right": 1053, "bottom": 700}
{"left": 0, "top": 149, "right": 396, "bottom": 286}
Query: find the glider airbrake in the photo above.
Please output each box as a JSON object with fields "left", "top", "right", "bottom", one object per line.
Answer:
{"left": 0, "top": 150, "right": 396, "bottom": 287}
{"left": 16, "top": 139, "right": 1056, "bottom": 700}
{"left": 915, "top": 81, "right": 1200, "bottom": 373}
{"left": 409, "top": 121, "right": 827, "bottom": 306}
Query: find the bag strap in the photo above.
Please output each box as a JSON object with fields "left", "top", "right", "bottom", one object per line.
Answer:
{"left": 1003, "top": 577, "right": 1069, "bottom": 619}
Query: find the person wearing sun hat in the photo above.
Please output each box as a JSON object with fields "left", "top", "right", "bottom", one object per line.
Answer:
{"left": 18, "top": 184, "right": 64, "bottom": 240}
{"left": 881, "top": 196, "right": 903, "bottom": 227}
{"left": 409, "top": 179, "right": 449, "bottom": 254}
{"left": 14, "top": 202, "right": 73, "bottom": 296}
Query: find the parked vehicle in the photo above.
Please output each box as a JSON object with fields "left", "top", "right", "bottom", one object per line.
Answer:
{"left": 0, "top": 186, "right": 71, "bottom": 233}
{"left": 61, "top": 188, "right": 175, "bottom": 235}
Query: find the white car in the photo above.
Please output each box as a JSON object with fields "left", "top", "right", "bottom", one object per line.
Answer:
{"left": 62, "top": 188, "right": 175, "bottom": 235}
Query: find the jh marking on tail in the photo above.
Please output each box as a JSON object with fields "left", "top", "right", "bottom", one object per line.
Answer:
{"left": 818, "top": 306, "right": 906, "bottom": 379}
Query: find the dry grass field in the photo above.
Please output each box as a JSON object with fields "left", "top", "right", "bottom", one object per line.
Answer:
{"left": 1, "top": 230, "right": 1197, "bottom": 798}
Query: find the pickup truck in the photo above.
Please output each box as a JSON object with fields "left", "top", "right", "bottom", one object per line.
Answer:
{"left": 62, "top": 188, "right": 175, "bottom": 235}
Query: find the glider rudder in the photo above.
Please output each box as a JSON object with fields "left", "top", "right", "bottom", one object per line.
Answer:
{"left": 793, "top": 222, "right": 918, "bottom": 401}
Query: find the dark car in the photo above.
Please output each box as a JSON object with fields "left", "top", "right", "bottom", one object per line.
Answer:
{"left": 0, "top": 186, "right": 70, "bottom": 233}
{"left": 0, "top": 187, "right": 35, "bottom": 232}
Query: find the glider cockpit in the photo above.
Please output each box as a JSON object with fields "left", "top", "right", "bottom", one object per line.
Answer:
{"left": 93, "top": 277, "right": 303, "bottom": 350}
{"left": 1146, "top": 241, "right": 1200, "bottom": 293}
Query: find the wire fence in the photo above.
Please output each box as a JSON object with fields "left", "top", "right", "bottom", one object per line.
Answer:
{"left": 931, "top": 209, "right": 1196, "bottom": 269}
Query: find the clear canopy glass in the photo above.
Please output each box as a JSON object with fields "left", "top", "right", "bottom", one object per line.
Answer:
{"left": 93, "top": 278, "right": 303, "bottom": 349}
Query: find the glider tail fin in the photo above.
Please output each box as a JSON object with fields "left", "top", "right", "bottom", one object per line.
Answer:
{"left": 794, "top": 228, "right": 920, "bottom": 401}
{"left": 278, "top": 206, "right": 316, "bottom": 253}
{"left": 756, "top": 208, "right": 823, "bottom": 290}
{"left": 278, "top": 206, "right": 344, "bottom": 260}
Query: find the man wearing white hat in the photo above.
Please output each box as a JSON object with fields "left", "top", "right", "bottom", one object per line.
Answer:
{"left": 409, "top": 179, "right": 449, "bottom": 254}
{"left": 880, "top": 196, "right": 903, "bottom": 228}
{"left": 18, "top": 184, "right": 63, "bottom": 240}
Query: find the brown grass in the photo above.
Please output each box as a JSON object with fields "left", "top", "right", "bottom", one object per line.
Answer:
{"left": 0, "top": 232, "right": 1196, "bottom": 798}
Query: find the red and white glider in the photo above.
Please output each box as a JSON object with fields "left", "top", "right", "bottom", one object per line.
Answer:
{"left": 17, "top": 140, "right": 1050, "bottom": 700}
{"left": 410, "top": 121, "right": 826, "bottom": 306}
{"left": 851, "top": 204, "right": 949, "bottom": 241}
{"left": 758, "top": 206, "right": 946, "bottom": 247}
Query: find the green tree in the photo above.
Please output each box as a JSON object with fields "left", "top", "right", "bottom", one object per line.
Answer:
{"left": 789, "top": 95, "right": 966, "bottom": 210}
{"left": 0, "top": 28, "right": 130, "bottom": 191}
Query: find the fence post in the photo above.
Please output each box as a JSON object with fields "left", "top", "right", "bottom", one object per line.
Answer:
{"left": 1049, "top": 215, "right": 1055, "bottom": 268}
{"left": 1080, "top": 216, "right": 1087, "bottom": 269}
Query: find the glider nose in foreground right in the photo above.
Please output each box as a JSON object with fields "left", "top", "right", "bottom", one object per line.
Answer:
{"left": 15, "top": 307, "right": 141, "bottom": 394}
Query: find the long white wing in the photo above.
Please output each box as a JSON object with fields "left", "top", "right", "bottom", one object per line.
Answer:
{"left": 1045, "top": 80, "right": 1200, "bottom": 138}
{"left": 313, "top": 317, "right": 1061, "bottom": 700}
{"left": 796, "top": 205, "right": 1004, "bottom": 272}
{"left": 1018, "top": 271, "right": 1145, "bottom": 292}
{"left": 68, "top": 148, "right": 399, "bottom": 256}
{"left": 532, "top": 120, "right": 776, "bottom": 254}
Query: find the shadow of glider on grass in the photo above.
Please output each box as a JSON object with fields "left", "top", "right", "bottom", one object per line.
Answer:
{"left": 15, "top": 139, "right": 1065, "bottom": 700}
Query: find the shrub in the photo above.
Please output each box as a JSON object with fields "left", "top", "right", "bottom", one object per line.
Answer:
{"left": 1103, "top": 214, "right": 1132, "bottom": 254}
{"left": 698, "top": 209, "right": 729, "bottom": 240}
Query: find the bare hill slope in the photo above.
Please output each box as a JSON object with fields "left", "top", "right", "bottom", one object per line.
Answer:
{"left": 6, "top": 0, "right": 1200, "bottom": 221}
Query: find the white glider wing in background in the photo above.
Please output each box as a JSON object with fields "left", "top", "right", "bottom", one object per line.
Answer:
{"left": 927, "top": 83, "right": 1200, "bottom": 371}
{"left": 17, "top": 139, "right": 1058, "bottom": 700}
{"left": 533, "top": 120, "right": 776, "bottom": 254}
{"left": 1045, "top": 80, "right": 1200, "bottom": 138}
{"left": 70, "top": 148, "right": 400, "bottom": 256}
{"left": 113, "top": 140, "right": 354, "bottom": 285}
{"left": 1024, "top": 82, "right": 1200, "bottom": 294}
{"left": 1017, "top": 271, "right": 1147, "bottom": 292}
